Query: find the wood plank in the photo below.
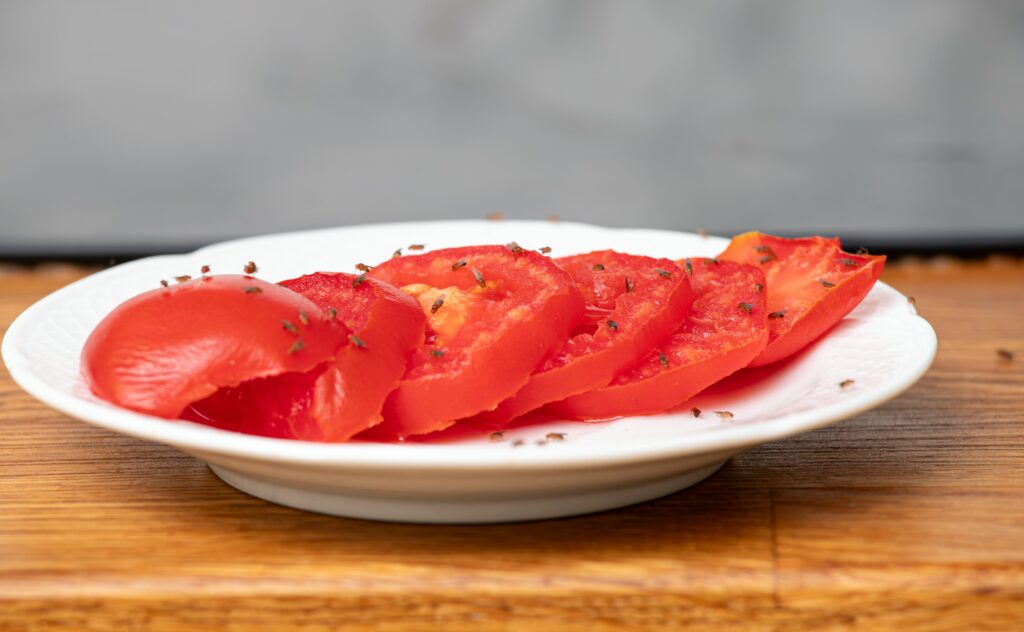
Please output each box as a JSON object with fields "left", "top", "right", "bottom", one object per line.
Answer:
{"left": 772, "top": 488, "right": 1024, "bottom": 631}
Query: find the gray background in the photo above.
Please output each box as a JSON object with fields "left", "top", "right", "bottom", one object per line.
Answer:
{"left": 2, "top": 0, "right": 1022, "bottom": 255}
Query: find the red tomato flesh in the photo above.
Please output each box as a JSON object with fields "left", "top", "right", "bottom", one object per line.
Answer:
{"left": 82, "top": 275, "right": 348, "bottom": 419}
{"left": 718, "top": 232, "right": 885, "bottom": 366}
{"left": 548, "top": 259, "right": 768, "bottom": 420}
{"left": 468, "top": 251, "right": 693, "bottom": 427}
{"left": 183, "top": 368, "right": 321, "bottom": 438}
{"left": 363, "top": 245, "right": 585, "bottom": 438}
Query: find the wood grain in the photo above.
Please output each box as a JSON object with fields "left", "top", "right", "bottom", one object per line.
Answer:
{"left": 1, "top": 259, "right": 1023, "bottom": 631}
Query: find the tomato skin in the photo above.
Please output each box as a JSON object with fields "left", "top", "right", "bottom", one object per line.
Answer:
{"left": 549, "top": 259, "right": 768, "bottom": 420}
{"left": 365, "top": 245, "right": 585, "bottom": 438}
{"left": 469, "top": 251, "right": 694, "bottom": 427}
{"left": 279, "top": 273, "right": 425, "bottom": 441}
{"left": 718, "top": 232, "right": 885, "bottom": 366}
{"left": 82, "top": 275, "right": 348, "bottom": 419}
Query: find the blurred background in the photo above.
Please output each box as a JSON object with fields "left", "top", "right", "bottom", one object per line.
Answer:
{"left": 1, "top": 0, "right": 1022, "bottom": 259}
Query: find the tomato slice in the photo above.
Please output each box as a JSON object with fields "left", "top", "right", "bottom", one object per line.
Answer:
{"left": 279, "top": 273, "right": 425, "bottom": 440}
{"left": 468, "top": 251, "right": 694, "bottom": 426}
{"left": 718, "top": 232, "right": 886, "bottom": 366}
{"left": 186, "top": 273, "right": 424, "bottom": 441}
{"left": 363, "top": 245, "right": 585, "bottom": 438}
{"left": 82, "top": 275, "right": 348, "bottom": 419}
{"left": 548, "top": 259, "right": 768, "bottom": 420}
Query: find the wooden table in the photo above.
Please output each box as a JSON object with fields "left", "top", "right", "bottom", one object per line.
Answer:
{"left": 2, "top": 260, "right": 1023, "bottom": 631}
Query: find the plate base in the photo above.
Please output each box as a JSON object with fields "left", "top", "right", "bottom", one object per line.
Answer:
{"left": 208, "top": 460, "right": 727, "bottom": 524}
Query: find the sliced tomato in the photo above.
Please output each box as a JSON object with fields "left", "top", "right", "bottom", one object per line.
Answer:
{"left": 468, "top": 251, "right": 693, "bottom": 427}
{"left": 718, "top": 232, "right": 886, "bottom": 366}
{"left": 82, "top": 275, "right": 348, "bottom": 419}
{"left": 362, "top": 245, "right": 585, "bottom": 438}
{"left": 549, "top": 259, "right": 768, "bottom": 420}
{"left": 186, "top": 272, "right": 425, "bottom": 441}
{"left": 280, "top": 273, "right": 424, "bottom": 440}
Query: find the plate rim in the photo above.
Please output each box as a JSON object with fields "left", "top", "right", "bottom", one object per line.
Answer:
{"left": 2, "top": 220, "right": 938, "bottom": 471}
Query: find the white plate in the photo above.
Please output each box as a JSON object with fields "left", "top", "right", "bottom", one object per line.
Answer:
{"left": 2, "top": 221, "right": 936, "bottom": 523}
